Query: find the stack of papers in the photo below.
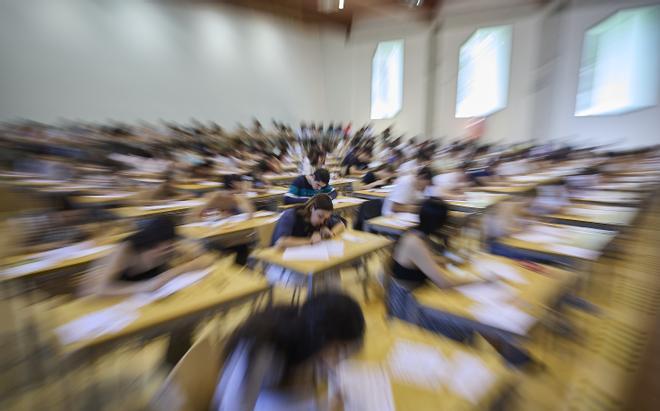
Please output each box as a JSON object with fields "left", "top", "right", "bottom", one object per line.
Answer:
{"left": 141, "top": 199, "right": 204, "bottom": 210}
{"left": 387, "top": 340, "right": 449, "bottom": 389}
{"left": 282, "top": 240, "right": 345, "bottom": 261}
{"left": 548, "top": 244, "right": 599, "bottom": 260}
{"left": 1, "top": 244, "right": 114, "bottom": 277}
{"left": 337, "top": 362, "right": 395, "bottom": 411}
{"left": 470, "top": 303, "right": 536, "bottom": 335}
{"left": 342, "top": 232, "right": 367, "bottom": 243}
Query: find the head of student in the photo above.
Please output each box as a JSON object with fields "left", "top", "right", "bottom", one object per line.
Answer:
{"left": 223, "top": 174, "right": 245, "bottom": 192}
{"left": 417, "top": 199, "right": 449, "bottom": 235}
{"left": 310, "top": 168, "right": 331, "bottom": 190}
{"left": 415, "top": 166, "right": 435, "bottom": 191}
{"left": 301, "top": 193, "right": 334, "bottom": 227}
{"left": 127, "top": 216, "right": 177, "bottom": 266}
{"left": 224, "top": 291, "right": 365, "bottom": 374}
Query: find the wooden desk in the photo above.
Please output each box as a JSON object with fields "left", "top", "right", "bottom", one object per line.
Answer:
{"left": 263, "top": 173, "right": 299, "bottom": 185}
{"left": 497, "top": 223, "right": 616, "bottom": 265}
{"left": 173, "top": 181, "right": 223, "bottom": 194}
{"left": 411, "top": 253, "right": 575, "bottom": 339}
{"left": 444, "top": 193, "right": 507, "bottom": 213}
{"left": 589, "top": 182, "right": 657, "bottom": 192}
{"left": 244, "top": 188, "right": 288, "bottom": 203}
{"left": 250, "top": 230, "right": 392, "bottom": 296}
{"left": 569, "top": 190, "right": 644, "bottom": 206}
{"left": 178, "top": 212, "right": 279, "bottom": 241}
{"left": 331, "top": 178, "right": 357, "bottom": 193}
{"left": 72, "top": 192, "right": 138, "bottom": 206}
{"left": 475, "top": 185, "right": 535, "bottom": 195}
{"left": 352, "top": 188, "right": 391, "bottom": 201}
{"left": 346, "top": 318, "right": 515, "bottom": 411}
{"left": 365, "top": 211, "right": 468, "bottom": 237}
{"left": 111, "top": 199, "right": 205, "bottom": 219}
{"left": 545, "top": 204, "right": 639, "bottom": 230}
{"left": 52, "top": 263, "right": 270, "bottom": 356}
{"left": 278, "top": 196, "right": 367, "bottom": 213}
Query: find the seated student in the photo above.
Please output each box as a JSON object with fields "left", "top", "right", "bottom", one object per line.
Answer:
{"left": 189, "top": 159, "right": 215, "bottom": 179}
{"left": 284, "top": 168, "right": 337, "bottom": 205}
{"left": 133, "top": 171, "right": 192, "bottom": 203}
{"left": 428, "top": 164, "right": 469, "bottom": 200}
{"left": 85, "top": 216, "right": 213, "bottom": 296}
{"left": 247, "top": 160, "right": 276, "bottom": 193}
{"left": 566, "top": 166, "right": 601, "bottom": 190}
{"left": 381, "top": 167, "right": 434, "bottom": 216}
{"left": 272, "top": 194, "right": 345, "bottom": 248}
{"left": 528, "top": 180, "right": 569, "bottom": 215}
{"left": 212, "top": 292, "right": 365, "bottom": 411}
{"left": 388, "top": 200, "right": 533, "bottom": 365}
{"left": 399, "top": 149, "right": 432, "bottom": 175}
{"left": 9, "top": 196, "right": 112, "bottom": 255}
{"left": 360, "top": 164, "right": 396, "bottom": 189}
{"left": 189, "top": 174, "right": 255, "bottom": 221}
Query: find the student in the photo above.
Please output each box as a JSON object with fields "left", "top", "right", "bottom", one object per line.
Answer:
{"left": 388, "top": 200, "right": 533, "bottom": 365}
{"left": 212, "top": 292, "right": 365, "bottom": 411}
{"left": 189, "top": 174, "right": 254, "bottom": 221}
{"left": 428, "top": 164, "right": 469, "bottom": 200}
{"left": 85, "top": 216, "right": 213, "bottom": 296}
{"left": 381, "top": 167, "right": 434, "bottom": 216}
{"left": 272, "top": 194, "right": 345, "bottom": 248}
{"left": 284, "top": 168, "right": 337, "bottom": 205}
{"left": 360, "top": 164, "right": 396, "bottom": 189}
{"left": 528, "top": 180, "right": 569, "bottom": 215}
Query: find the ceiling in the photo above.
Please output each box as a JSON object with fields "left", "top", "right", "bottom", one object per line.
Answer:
{"left": 199, "top": 0, "right": 440, "bottom": 27}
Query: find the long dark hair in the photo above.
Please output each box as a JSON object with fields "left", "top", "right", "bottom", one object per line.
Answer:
{"left": 223, "top": 292, "right": 365, "bottom": 383}
{"left": 297, "top": 193, "right": 334, "bottom": 218}
{"left": 127, "top": 216, "right": 176, "bottom": 252}
{"left": 416, "top": 199, "right": 449, "bottom": 235}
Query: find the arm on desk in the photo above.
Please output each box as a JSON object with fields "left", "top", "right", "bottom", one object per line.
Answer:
{"left": 400, "top": 235, "right": 473, "bottom": 289}
{"left": 390, "top": 202, "right": 420, "bottom": 214}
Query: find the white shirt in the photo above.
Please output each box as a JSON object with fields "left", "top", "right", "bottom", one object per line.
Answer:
{"left": 399, "top": 160, "right": 418, "bottom": 175}
{"left": 382, "top": 175, "right": 424, "bottom": 216}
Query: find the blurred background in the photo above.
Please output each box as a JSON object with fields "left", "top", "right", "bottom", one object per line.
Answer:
{"left": 0, "top": 0, "right": 659, "bottom": 410}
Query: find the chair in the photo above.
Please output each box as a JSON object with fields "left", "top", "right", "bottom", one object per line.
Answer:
{"left": 353, "top": 199, "right": 383, "bottom": 232}
{"left": 149, "top": 329, "right": 224, "bottom": 411}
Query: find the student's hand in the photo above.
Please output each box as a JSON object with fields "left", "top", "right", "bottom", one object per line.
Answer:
{"left": 320, "top": 226, "right": 334, "bottom": 239}
{"left": 310, "top": 232, "right": 323, "bottom": 244}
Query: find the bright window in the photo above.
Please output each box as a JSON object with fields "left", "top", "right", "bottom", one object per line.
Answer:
{"left": 575, "top": 5, "right": 660, "bottom": 116}
{"left": 371, "top": 40, "right": 404, "bottom": 120}
{"left": 455, "top": 25, "right": 512, "bottom": 118}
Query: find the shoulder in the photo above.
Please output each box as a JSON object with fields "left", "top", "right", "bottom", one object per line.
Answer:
{"left": 292, "top": 175, "right": 306, "bottom": 185}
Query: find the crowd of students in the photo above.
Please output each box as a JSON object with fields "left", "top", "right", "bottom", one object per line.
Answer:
{"left": 2, "top": 118, "right": 659, "bottom": 410}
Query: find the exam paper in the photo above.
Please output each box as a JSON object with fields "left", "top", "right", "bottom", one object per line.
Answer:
{"left": 56, "top": 305, "right": 139, "bottom": 345}
{"left": 282, "top": 241, "right": 345, "bottom": 261}
{"left": 393, "top": 212, "right": 420, "bottom": 223}
{"left": 448, "top": 352, "right": 496, "bottom": 404}
{"left": 337, "top": 362, "right": 395, "bottom": 411}
{"left": 388, "top": 340, "right": 449, "bottom": 389}
{"left": 342, "top": 232, "right": 367, "bottom": 243}
{"left": 333, "top": 198, "right": 366, "bottom": 204}
{"left": 548, "top": 244, "right": 599, "bottom": 260}
{"left": 472, "top": 258, "right": 528, "bottom": 284}
{"left": 456, "top": 282, "right": 517, "bottom": 304}
{"left": 470, "top": 302, "right": 536, "bottom": 335}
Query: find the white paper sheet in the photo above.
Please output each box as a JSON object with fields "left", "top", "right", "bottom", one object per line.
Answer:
{"left": 87, "top": 192, "right": 133, "bottom": 199}
{"left": 267, "top": 188, "right": 287, "bottom": 194}
{"left": 470, "top": 303, "right": 536, "bottom": 335}
{"left": 456, "top": 282, "right": 516, "bottom": 304}
{"left": 141, "top": 199, "right": 204, "bottom": 210}
{"left": 282, "top": 240, "right": 345, "bottom": 261}
{"left": 1, "top": 259, "right": 59, "bottom": 277}
{"left": 252, "top": 211, "right": 275, "bottom": 218}
{"left": 55, "top": 305, "right": 139, "bottom": 345}
{"left": 337, "top": 362, "right": 395, "bottom": 411}
{"left": 282, "top": 244, "right": 329, "bottom": 261}
{"left": 333, "top": 198, "right": 366, "bottom": 204}
{"left": 393, "top": 212, "right": 419, "bottom": 223}
{"left": 548, "top": 244, "right": 599, "bottom": 260}
{"left": 448, "top": 352, "right": 496, "bottom": 404}
{"left": 385, "top": 219, "right": 416, "bottom": 228}
{"left": 472, "top": 259, "right": 528, "bottom": 284}
{"left": 198, "top": 181, "right": 221, "bottom": 186}
{"left": 510, "top": 232, "right": 560, "bottom": 243}
{"left": 342, "top": 232, "right": 367, "bottom": 243}
{"left": 387, "top": 340, "right": 449, "bottom": 389}
{"left": 149, "top": 268, "right": 212, "bottom": 300}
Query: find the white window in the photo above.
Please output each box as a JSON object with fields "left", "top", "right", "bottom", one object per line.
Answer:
{"left": 371, "top": 40, "right": 404, "bottom": 120}
{"left": 575, "top": 5, "right": 660, "bottom": 117}
{"left": 455, "top": 25, "right": 512, "bottom": 118}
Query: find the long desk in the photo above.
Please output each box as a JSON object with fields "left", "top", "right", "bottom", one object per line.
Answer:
{"left": 250, "top": 230, "right": 392, "bottom": 297}
{"left": 410, "top": 253, "right": 575, "bottom": 339}
{"left": 342, "top": 318, "right": 515, "bottom": 411}
{"left": 569, "top": 190, "right": 645, "bottom": 207}
{"left": 51, "top": 263, "right": 270, "bottom": 357}
{"left": 352, "top": 188, "right": 391, "bottom": 201}
{"left": 278, "top": 196, "right": 367, "bottom": 213}
{"left": 111, "top": 199, "right": 205, "bottom": 219}
{"left": 545, "top": 204, "right": 639, "bottom": 230}
{"left": 475, "top": 185, "right": 535, "bottom": 195}
{"left": 263, "top": 172, "right": 299, "bottom": 186}
{"left": 178, "top": 211, "right": 280, "bottom": 242}
{"left": 365, "top": 211, "right": 468, "bottom": 237}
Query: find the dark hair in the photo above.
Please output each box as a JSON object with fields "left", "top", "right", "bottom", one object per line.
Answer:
{"left": 417, "top": 199, "right": 449, "bottom": 235}
{"left": 223, "top": 174, "right": 243, "bottom": 190}
{"left": 417, "top": 166, "right": 435, "bottom": 181}
{"left": 256, "top": 159, "right": 273, "bottom": 173}
{"left": 127, "top": 216, "right": 176, "bottom": 252}
{"left": 223, "top": 292, "right": 365, "bottom": 383}
{"left": 300, "top": 193, "right": 334, "bottom": 216}
{"left": 313, "top": 168, "right": 331, "bottom": 185}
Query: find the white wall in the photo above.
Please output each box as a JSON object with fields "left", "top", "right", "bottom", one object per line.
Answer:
{"left": 539, "top": 0, "right": 660, "bottom": 149}
{"left": 323, "top": 15, "right": 432, "bottom": 137}
{"left": 0, "top": 0, "right": 342, "bottom": 125}
{"left": 432, "top": 3, "right": 543, "bottom": 144}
